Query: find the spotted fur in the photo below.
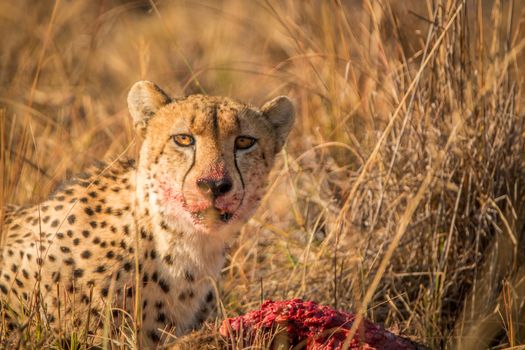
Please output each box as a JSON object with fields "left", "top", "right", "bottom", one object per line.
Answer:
{"left": 0, "top": 81, "right": 294, "bottom": 348}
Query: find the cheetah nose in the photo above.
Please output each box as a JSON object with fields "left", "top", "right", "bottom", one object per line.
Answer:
{"left": 196, "top": 177, "right": 233, "bottom": 198}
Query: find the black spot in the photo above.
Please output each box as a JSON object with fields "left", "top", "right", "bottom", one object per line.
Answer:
{"left": 60, "top": 246, "right": 71, "bottom": 253}
{"left": 95, "top": 205, "right": 102, "bottom": 213}
{"left": 152, "top": 272, "right": 158, "bottom": 282}
{"left": 67, "top": 215, "right": 76, "bottom": 224}
{"left": 11, "top": 264, "right": 17, "bottom": 273}
{"left": 88, "top": 191, "right": 97, "bottom": 198}
{"left": 89, "top": 221, "right": 97, "bottom": 229}
{"left": 100, "top": 221, "right": 107, "bottom": 228}
{"left": 92, "top": 237, "right": 101, "bottom": 244}
{"left": 22, "top": 269, "right": 29, "bottom": 279}
{"left": 149, "top": 250, "right": 156, "bottom": 259}
{"left": 84, "top": 207, "right": 95, "bottom": 216}
{"left": 158, "top": 279, "right": 170, "bottom": 293}
{"left": 81, "top": 294, "right": 90, "bottom": 304}
{"left": 73, "top": 269, "right": 84, "bottom": 278}
{"left": 80, "top": 197, "right": 88, "bottom": 203}
{"left": 67, "top": 230, "right": 73, "bottom": 237}
{"left": 106, "top": 251, "right": 115, "bottom": 259}
{"left": 163, "top": 254, "right": 173, "bottom": 265}
{"left": 49, "top": 255, "right": 56, "bottom": 262}
{"left": 43, "top": 216, "right": 50, "bottom": 223}
{"left": 110, "top": 225, "right": 117, "bottom": 233}
{"left": 205, "top": 291, "right": 214, "bottom": 303}
{"left": 64, "top": 258, "right": 74, "bottom": 265}
{"left": 123, "top": 262, "right": 132, "bottom": 272}
{"left": 156, "top": 313, "right": 166, "bottom": 323}
{"left": 56, "top": 232, "right": 65, "bottom": 239}
{"left": 184, "top": 271, "right": 195, "bottom": 282}
{"left": 142, "top": 273, "right": 149, "bottom": 286}
{"left": 123, "top": 225, "right": 130, "bottom": 236}
{"left": 73, "top": 238, "right": 80, "bottom": 246}
{"left": 56, "top": 195, "right": 65, "bottom": 201}
{"left": 82, "top": 230, "right": 90, "bottom": 238}
{"left": 36, "top": 257, "right": 44, "bottom": 266}
{"left": 101, "top": 287, "right": 109, "bottom": 297}
{"left": 52, "top": 271, "right": 61, "bottom": 283}
{"left": 14, "top": 278, "right": 23, "bottom": 288}
{"left": 148, "top": 330, "right": 160, "bottom": 343}
{"left": 0, "top": 284, "right": 8, "bottom": 294}
{"left": 54, "top": 205, "right": 64, "bottom": 210}
{"left": 81, "top": 250, "right": 92, "bottom": 259}
{"left": 95, "top": 265, "right": 106, "bottom": 273}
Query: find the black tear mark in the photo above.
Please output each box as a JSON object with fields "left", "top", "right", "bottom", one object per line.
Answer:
{"left": 233, "top": 150, "right": 245, "bottom": 208}
{"left": 181, "top": 141, "right": 196, "bottom": 206}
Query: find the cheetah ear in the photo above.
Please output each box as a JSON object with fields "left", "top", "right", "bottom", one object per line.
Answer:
{"left": 127, "top": 81, "right": 172, "bottom": 134}
{"left": 261, "top": 96, "right": 295, "bottom": 153}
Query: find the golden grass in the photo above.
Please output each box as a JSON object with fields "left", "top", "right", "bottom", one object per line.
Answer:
{"left": 2, "top": 0, "right": 525, "bottom": 348}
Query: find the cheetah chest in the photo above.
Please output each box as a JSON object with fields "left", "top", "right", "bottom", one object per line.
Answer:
{"left": 139, "top": 239, "right": 224, "bottom": 339}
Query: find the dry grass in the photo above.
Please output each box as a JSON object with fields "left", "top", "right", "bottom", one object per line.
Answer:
{"left": 2, "top": 0, "right": 525, "bottom": 349}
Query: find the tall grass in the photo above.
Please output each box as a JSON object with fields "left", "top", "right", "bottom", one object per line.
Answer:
{"left": 2, "top": 0, "right": 525, "bottom": 348}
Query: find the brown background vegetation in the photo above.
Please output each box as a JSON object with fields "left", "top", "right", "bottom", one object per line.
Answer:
{"left": 2, "top": 0, "right": 525, "bottom": 348}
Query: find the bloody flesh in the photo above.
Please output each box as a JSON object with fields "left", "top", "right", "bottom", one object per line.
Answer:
{"left": 219, "top": 299, "right": 420, "bottom": 350}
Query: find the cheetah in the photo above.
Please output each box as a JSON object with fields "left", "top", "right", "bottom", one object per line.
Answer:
{"left": 0, "top": 81, "right": 295, "bottom": 348}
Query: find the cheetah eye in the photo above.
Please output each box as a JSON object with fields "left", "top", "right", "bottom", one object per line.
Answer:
{"left": 235, "top": 136, "right": 257, "bottom": 151}
{"left": 172, "top": 134, "right": 195, "bottom": 147}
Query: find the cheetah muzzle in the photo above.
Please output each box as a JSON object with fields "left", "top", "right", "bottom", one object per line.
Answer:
{"left": 0, "top": 80, "right": 295, "bottom": 348}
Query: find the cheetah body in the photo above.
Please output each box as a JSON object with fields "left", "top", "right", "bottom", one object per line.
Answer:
{"left": 0, "top": 81, "right": 294, "bottom": 347}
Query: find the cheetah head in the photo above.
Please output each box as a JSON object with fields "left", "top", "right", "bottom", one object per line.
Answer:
{"left": 128, "top": 81, "right": 294, "bottom": 238}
